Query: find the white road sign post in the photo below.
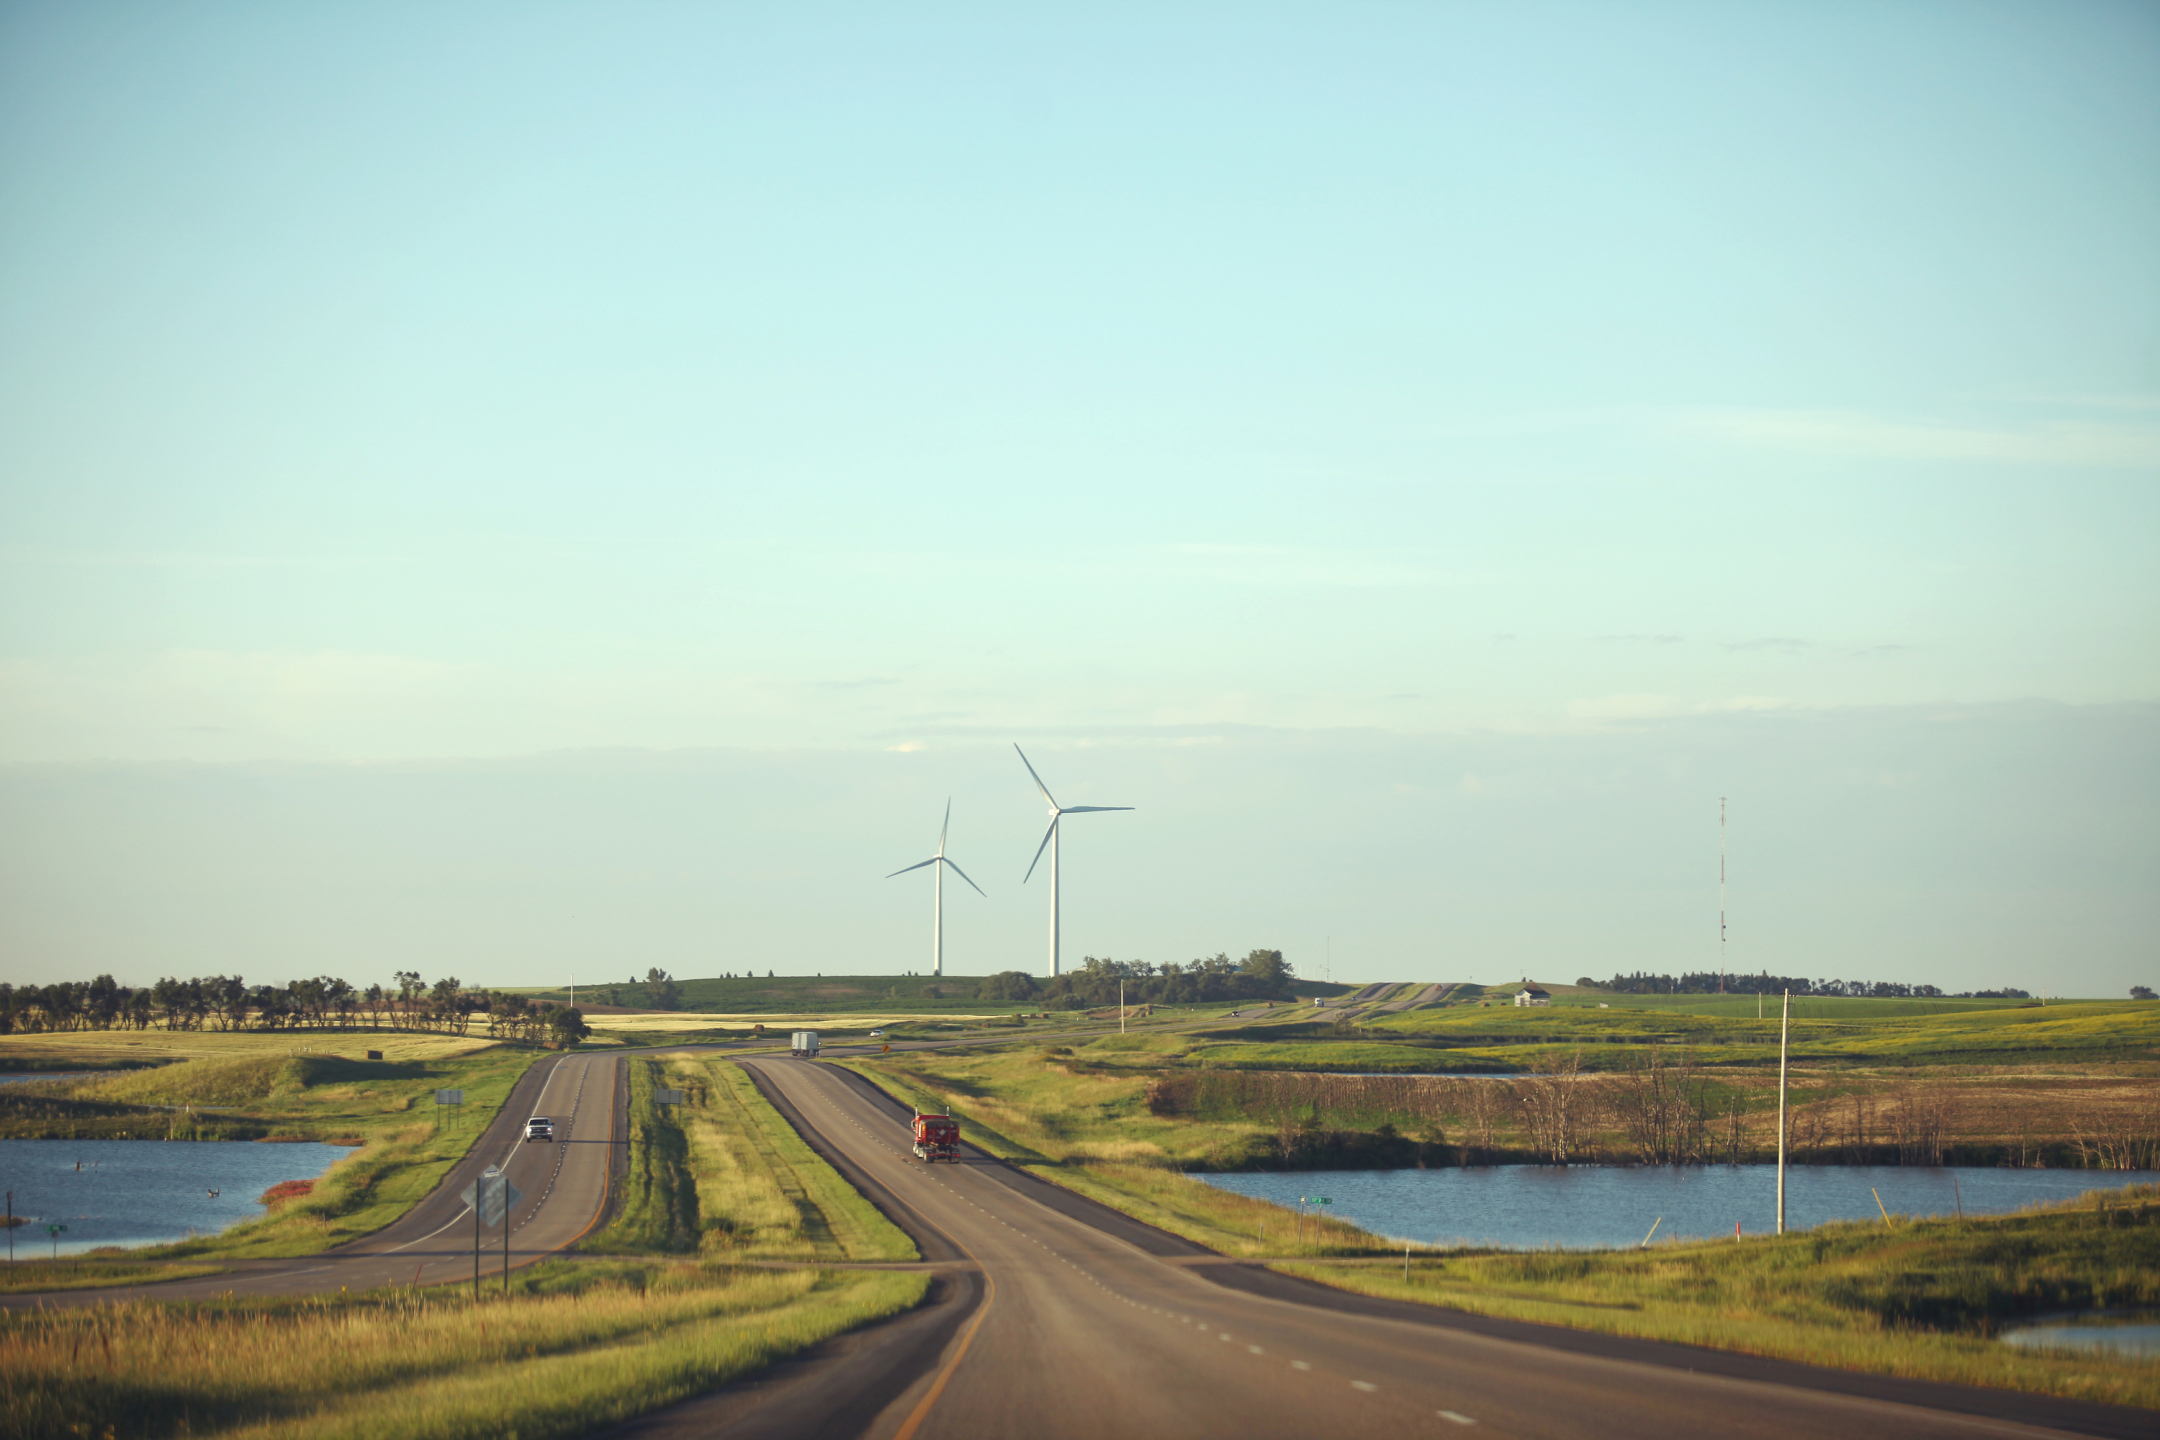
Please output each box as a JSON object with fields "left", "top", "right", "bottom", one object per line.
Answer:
{"left": 459, "top": 1166, "right": 522, "bottom": 1298}
{"left": 436, "top": 1089, "right": 464, "bottom": 1132}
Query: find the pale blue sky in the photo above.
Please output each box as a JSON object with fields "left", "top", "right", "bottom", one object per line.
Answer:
{"left": 2, "top": 3, "right": 2154, "bottom": 992}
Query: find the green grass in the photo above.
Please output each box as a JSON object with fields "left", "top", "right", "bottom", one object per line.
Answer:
{"left": 1203, "top": 997, "right": 2160, "bottom": 1072}
{"left": 1285, "top": 1187, "right": 2160, "bottom": 1411}
{"left": 2, "top": 1257, "right": 928, "bottom": 1440}
{"left": 588, "top": 1057, "right": 702, "bottom": 1254}
{"left": 591, "top": 1054, "right": 915, "bottom": 1262}
{"left": 1545, "top": 994, "right": 2041, "bottom": 1018}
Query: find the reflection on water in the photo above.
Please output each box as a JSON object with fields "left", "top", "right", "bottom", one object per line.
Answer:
{"left": 2001, "top": 1313, "right": 2160, "bottom": 1358}
{"left": 1190, "top": 1164, "right": 2160, "bottom": 1249}
{"left": 0, "top": 1139, "right": 354, "bottom": 1257}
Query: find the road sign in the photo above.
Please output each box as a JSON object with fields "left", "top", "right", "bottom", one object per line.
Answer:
{"left": 654, "top": 1088, "right": 684, "bottom": 1106}
{"left": 435, "top": 1089, "right": 464, "bottom": 1106}
{"left": 45, "top": 1222, "right": 65, "bottom": 1260}
{"left": 460, "top": 1166, "right": 521, "bottom": 1226}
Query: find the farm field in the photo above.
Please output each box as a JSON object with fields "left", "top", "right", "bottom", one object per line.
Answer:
{"left": 520, "top": 972, "right": 1032, "bottom": 1014}
{"left": 0, "top": 1027, "right": 495, "bottom": 1073}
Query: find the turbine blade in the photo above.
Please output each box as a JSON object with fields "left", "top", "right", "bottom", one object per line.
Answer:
{"left": 940, "top": 856, "right": 988, "bottom": 896}
{"left": 1060, "top": 805, "right": 1135, "bottom": 813}
{"left": 939, "top": 798, "right": 950, "bottom": 854}
{"left": 1014, "top": 744, "right": 1059, "bottom": 809}
{"left": 885, "top": 858, "right": 939, "bottom": 878}
{"left": 1023, "top": 816, "right": 1058, "bottom": 882}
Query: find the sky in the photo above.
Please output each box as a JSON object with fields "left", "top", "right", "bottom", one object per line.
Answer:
{"left": 2, "top": 2, "right": 2155, "bottom": 995}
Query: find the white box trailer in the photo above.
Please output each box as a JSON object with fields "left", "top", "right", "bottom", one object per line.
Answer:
{"left": 790, "top": 1031, "right": 820, "bottom": 1057}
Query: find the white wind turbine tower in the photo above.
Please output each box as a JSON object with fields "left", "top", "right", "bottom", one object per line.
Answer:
{"left": 886, "top": 800, "right": 985, "bottom": 977}
{"left": 1016, "top": 745, "right": 1134, "bottom": 977}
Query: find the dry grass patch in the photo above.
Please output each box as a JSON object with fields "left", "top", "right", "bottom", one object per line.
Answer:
{"left": 3, "top": 1260, "right": 927, "bottom": 1440}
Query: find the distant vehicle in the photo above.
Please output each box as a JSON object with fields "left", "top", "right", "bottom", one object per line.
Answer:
{"left": 912, "top": 1110, "right": 960, "bottom": 1163}
{"left": 524, "top": 1116, "right": 554, "bottom": 1143}
{"left": 869, "top": 1029, "right": 885, "bottom": 1039}
{"left": 790, "top": 1030, "right": 821, "bottom": 1057}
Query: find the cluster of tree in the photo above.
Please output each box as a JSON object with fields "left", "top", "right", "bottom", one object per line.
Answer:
{"left": 1580, "top": 971, "right": 2030, "bottom": 1000}
{"left": 0, "top": 972, "right": 588, "bottom": 1047}
{"left": 638, "top": 968, "right": 684, "bottom": 1010}
{"left": 978, "top": 950, "right": 1296, "bottom": 1010}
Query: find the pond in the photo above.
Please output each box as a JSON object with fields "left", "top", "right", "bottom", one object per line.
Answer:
{"left": 2000, "top": 1312, "right": 2160, "bottom": 1359}
{"left": 0, "top": 1138, "right": 356, "bottom": 1258}
{"left": 1190, "top": 1164, "right": 2160, "bottom": 1249}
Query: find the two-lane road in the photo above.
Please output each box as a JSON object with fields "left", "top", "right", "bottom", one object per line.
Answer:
{"left": 735, "top": 1056, "right": 2138, "bottom": 1440}
{"left": 2, "top": 1049, "right": 624, "bottom": 1306}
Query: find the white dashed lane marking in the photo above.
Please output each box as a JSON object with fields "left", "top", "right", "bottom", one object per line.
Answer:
{"left": 1439, "top": 1411, "right": 1478, "bottom": 1425}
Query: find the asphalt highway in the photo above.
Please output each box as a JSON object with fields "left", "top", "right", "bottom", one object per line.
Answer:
{"left": 700, "top": 1055, "right": 2137, "bottom": 1440}
{"left": 2, "top": 1049, "right": 624, "bottom": 1306}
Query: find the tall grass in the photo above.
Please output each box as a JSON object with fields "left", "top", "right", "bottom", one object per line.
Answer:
{"left": 2, "top": 1261, "right": 927, "bottom": 1439}
{"left": 692, "top": 1060, "right": 915, "bottom": 1260}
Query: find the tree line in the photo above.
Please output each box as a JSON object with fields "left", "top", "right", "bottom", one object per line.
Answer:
{"left": 1583, "top": 970, "right": 2030, "bottom": 1000}
{"left": 977, "top": 950, "right": 1297, "bottom": 1009}
{"left": 0, "top": 972, "right": 590, "bottom": 1047}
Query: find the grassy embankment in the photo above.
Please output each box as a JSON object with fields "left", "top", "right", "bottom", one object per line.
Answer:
{"left": 2, "top": 1258, "right": 924, "bottom": 1440}
{"left": 0, "top": 1031, "right": 541, "bottom": 1290}
{"left": 1289, "top": 1187, "right": 2160, "bottom": 1411}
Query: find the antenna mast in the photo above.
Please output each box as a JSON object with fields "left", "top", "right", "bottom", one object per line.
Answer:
{"left": 1719, "top": 797, "right": 1727, "bottom": 994}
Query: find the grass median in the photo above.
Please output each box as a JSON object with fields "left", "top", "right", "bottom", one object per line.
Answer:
{"left": 3, "top": 1257, "right": 927, "bottom": 1440}
{"left": 590, "top": 1053, "right": 916, "bottom": 1262}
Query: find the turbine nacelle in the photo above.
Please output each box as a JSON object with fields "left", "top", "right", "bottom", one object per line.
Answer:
{"left": 1016, "top": 745, "right": 1134, "bottom": 883}
{"left": 886, "top": 800, "right": 985, "bottom": 976}
{"left": 1014, "top": 745, "right": 1134, "bottom": 977}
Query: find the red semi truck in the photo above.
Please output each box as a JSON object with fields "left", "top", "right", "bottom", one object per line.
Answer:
{"left": 911, "top": 1111, "right": 960, "bottom": 1163}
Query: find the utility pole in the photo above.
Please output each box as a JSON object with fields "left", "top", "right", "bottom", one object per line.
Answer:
{"left": 1777, "top": 989, "right": 1790, "bottom": 1235}
{"left": 1719, "top": 798, "right": 1727, "bottom": 994}
{"left": 1120, "top": 978, "right": 1126, "bottom": 1035}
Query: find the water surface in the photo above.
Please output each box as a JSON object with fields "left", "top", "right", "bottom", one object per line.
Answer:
{"left": 0, "top": 1138, "right": 354, "bottom": 1257}
{"left": 2001, "top": 1313, "right": 2160, "bottom": 1359}
{"left": 1191, "top": 1165, "right": 2159, "bottom": 1249}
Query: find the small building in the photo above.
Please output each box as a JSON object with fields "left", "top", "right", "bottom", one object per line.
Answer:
{"left": 1514, "top": 985, "right": 1551, "bottom": 1007}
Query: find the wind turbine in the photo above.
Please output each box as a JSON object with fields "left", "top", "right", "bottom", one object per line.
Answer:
{"left": 886, "top": 800, "right": 984, "bottom": 977}
{"left": 1016, "top": 745, "right": 1134, "bottom": 977}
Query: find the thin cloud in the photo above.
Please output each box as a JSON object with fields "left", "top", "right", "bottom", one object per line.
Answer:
{"left": 1665, "top": 408, "right": 2160, "bottom": 468}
